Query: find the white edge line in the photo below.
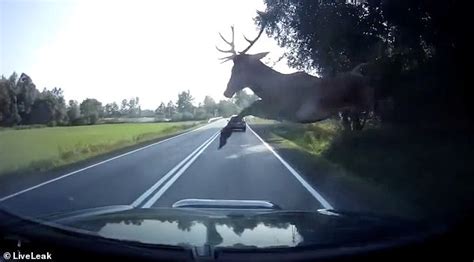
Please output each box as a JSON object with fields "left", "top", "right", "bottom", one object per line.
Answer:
{"left": 0, "top": 120, "right": 224, "bottom": 202}
{"left": 141, "top": 132, "right": 220, "bottom": 208}
{"left": 247, "top": 124, "right": 334, "bottom": 209}
{"left": 131, "top": 131, "right": 219, "bottom": 207}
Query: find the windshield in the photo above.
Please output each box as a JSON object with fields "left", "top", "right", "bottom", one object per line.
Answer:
{"left": 0, "top": 0, "right": 471, "bottom": 253}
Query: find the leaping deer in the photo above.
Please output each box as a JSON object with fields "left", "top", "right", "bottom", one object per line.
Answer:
{"left": 217, "top": 25, "right": 374, "bottom": 148}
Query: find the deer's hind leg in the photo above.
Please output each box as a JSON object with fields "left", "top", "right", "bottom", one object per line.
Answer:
{"left": 295, "top": 99, "right": 332, "bottom": 123}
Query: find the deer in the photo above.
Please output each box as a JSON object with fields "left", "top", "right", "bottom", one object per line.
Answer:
{"left": 216, "top": 25, "right": 374, "bottom": 148}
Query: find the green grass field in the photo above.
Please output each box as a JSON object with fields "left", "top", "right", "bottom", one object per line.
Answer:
{"left": 0, "top": 121, "right": 202, "bottom": 175}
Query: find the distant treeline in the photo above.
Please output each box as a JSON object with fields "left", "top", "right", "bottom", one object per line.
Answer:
{"left": 0, "top": 72, "right": 258, "bottom": 127}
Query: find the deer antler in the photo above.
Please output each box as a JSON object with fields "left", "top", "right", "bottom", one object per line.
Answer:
{"left": 216, "top": 23, "right": 266, "bottom": 62}
{"left": 240, "top": 25, "right": 265, "bottom": 54}
{"left": 216, "top": 26, "right": 237, "bottom": 62}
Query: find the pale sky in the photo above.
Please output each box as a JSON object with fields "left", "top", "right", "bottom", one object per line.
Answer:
{"left": 0, "top": 0, "right": 295, "bottom": 110}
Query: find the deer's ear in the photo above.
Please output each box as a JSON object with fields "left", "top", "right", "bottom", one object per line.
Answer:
{"left": 251, "top": 52, "right": 269, "bottom": 61}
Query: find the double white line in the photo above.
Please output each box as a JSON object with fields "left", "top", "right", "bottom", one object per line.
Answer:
{"left": 132, "top": 131, "right": 220, "bottom": 208}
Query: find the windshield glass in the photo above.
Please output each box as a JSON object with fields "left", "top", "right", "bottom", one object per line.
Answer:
{"left": 0, "top": 0, "right": 471, "bottom": 252}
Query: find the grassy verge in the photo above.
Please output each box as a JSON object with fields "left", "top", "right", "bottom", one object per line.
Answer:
{"left": 248, "top": 117, "right": 473, "bottom": 220}
{"left": 247, "top": 117, "right": 339, "bottom": 156}
{"left": 0, "top": 121, "right": 203, "bottom": 176}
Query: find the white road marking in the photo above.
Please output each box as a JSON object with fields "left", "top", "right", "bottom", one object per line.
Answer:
{"left": 140, "top": 132, "right": 220, "bottom": 208}
{"left": 131, "top": 131, "right": 220, "bottom": 207}
{"left": 0, "top": 120, "right": 224, "bottom": 202}
{"left": 247, "top": 124, "right": 334, "bottom": 209}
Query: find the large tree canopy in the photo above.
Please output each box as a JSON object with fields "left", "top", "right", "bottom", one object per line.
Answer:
{"left": 80, "top": 98, "right": 103, "bottom": 125}
{"left": 259, "top": 0, "right": 385, "bottom": 75}
{"left": 257, "top": 0, "right": 469, "bottom": 123}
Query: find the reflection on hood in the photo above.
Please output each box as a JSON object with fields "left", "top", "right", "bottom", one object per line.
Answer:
{"left": 50, "top": 207, "right": 419, "bottom": 249}
{"left": 98, "top": 219, "right": 301, "bottom": 248}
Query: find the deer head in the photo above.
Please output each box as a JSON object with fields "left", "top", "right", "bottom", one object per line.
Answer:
{"left": 216, "top": 25, "right": 268, "bottom": 98}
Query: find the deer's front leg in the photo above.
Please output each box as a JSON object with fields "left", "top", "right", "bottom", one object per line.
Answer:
{"left": 236, "top": 99, "right": 273, "bottom": 120}
{"left": 219, "top": 100, "right": 270, "bottom": 149}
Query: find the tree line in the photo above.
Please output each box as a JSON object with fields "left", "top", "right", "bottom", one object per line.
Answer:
{"left": 154, "top": 89, "right": 258, "bottom": 122}
{"left": 0, "top": 72, "right": 257, "bottom": 127}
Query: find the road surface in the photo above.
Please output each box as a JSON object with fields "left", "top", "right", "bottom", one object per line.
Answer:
{"left": 0, "top": 119, "right": 332, "bottom": 217}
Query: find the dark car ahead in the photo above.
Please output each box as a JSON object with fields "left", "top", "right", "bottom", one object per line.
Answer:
{"left": 227, "top": 115, "right": 246, "bottom": 132}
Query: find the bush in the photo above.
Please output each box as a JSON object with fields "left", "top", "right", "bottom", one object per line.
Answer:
{"left": 182, "top": 112, "right": 194, "bottom": 121}
{"left": 11, "top": 124, "right": 47, "bottom": 130}
{"left": 171, "top": 113, "right": 184, "bottom": 122}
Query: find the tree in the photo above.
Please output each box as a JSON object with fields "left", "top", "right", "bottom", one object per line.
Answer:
{"left": 259, "top": 0, "right": 384, "bottom": 76}
{"left": 7, "top": 72, "right": 18, "bottom": 86}
{"left": 203, "top": 96, "right": 217, "bottom": 116}
{"left": 217, "top": 99, "right": 239, "bottom": 117}
{"left": 49, "top": 87, "right": 68, "bottom": 125}
{"left": 232, "top": 90, "right": 259, "bottom": 109}
{"left": 15, "top": 73, "right": 40, "bottom": 123}
{"left": 80, "top": 98, "right": 103, "bottom": 124}
{"left": 1, "top": 73, "right": 69, "bottom": 126}
{"left": 29, "top": 87, "right": 67, "bottom": 126}
{"left": 155, "top": 102, "right": 166, "bottom": 119}
{"left": 120, "top": 99, "right": 129, "bottom": 116}
{"left": 172, "top": 111, "right": 194, "bottom": 121}
{"left": 176, "top": 90, "right": 194, "bottom": 114}
{"left": 140, "top": 109, "right": 154, "bottom": 117}
{"left": 67, "top": 100, "right": 81, "bottom": 124}
{"left": 193, "top": 107, "right": 208, "bottom": 120}
{"left": 118, "top": 97, "right": 141, "bottom": 117}
{"left": 165, "top": 100, "right": 176, "bottom": 119}
{"left": 104, "top": 102, "right": 120, "bottom": 117}
{"left": 0, "top": 75, "right": 21, "bottom": 126}
{"left": 128, "top": 97, "right": 140, "bottom": 117}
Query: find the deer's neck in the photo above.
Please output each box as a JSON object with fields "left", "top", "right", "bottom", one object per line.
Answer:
{"left": 248, "top": 62, "right": 284, "bottom": 100}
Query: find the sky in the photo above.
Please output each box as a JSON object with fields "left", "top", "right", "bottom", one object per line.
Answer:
{"left": 0, "top": 0, "right": 295, "bottom": 110}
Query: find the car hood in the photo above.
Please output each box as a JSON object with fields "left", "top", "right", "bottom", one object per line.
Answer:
{"left": 34, "top": 205, "right": 423, "bottom": 249}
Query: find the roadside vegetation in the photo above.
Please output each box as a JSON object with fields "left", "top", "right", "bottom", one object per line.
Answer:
{"left": 248, "top": 117, "right": 473, "bottom": 219}
{"left": 0, "top": 121, "right": 202, "bottom": 176}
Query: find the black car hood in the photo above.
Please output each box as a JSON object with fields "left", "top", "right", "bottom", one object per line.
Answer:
{"left": 34, "top": 205, "right": 423, "bottom": 249}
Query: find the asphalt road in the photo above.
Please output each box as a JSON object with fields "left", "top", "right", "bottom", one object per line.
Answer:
{"left": 0, "top": 119, "right": 332, "bottom": 217}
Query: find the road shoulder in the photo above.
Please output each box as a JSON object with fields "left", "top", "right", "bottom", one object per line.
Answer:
{"left": 248, "top": 122, "right": 421, "bottom": 220}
